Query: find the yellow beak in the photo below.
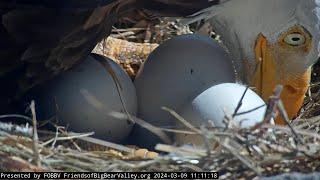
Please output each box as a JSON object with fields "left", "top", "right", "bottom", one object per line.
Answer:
{"left": 251, "top": 34, "right": 311, "bottom": 125}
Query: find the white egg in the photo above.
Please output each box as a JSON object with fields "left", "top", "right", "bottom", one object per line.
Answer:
{"left": 130, "top": 34, "right": 235, "bottom": 148}
{"left": 175, "top": 83, "right": 267, "bottom": 146}
{"left": 25, "top": 54, "right": 137, "bottom": 143}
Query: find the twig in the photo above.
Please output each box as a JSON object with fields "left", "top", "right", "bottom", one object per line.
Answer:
{"left": 49, "top": 122, "right": 82, "bottom": 151}
{"left": 159, "top": 128, "right": 198, "bottom": 135}
{"left": 264, "top": 85, "right": 283, "bottom": 122}
{"left": 111, "top": 27, "right": 146, "bottom": 32}
{"left": 221, "top": 138, "right": 262, "bottom": 175}
{"left": 155, "top": 144, "right": 208, "bottom": 157}
{"left": 251, "top": 85, "right": 283, "bottom": 131}
{"left": 232, "top": 86, "right": 249, "bottom": 117}
{"left": 234, "top": 104, "right": 266, "bottom": 117}
{"left": 51, "top": 126, "right": 63, "bottom": 149}
{"left": 129, "top": 115, "right": 172, "bottom": 144}
{"left": 161, "top": 107, "right": 201, "bottom": 134}
{"left": 277, "top": 100, "right": 303, "bottom": 144}
{"left": 42, "top": 132, "right": 94, "bottom": 147}
{"left": 294, "top": 116, "right": 320, "bottom": 129}
{"left": 111, "top": 31, "right": 135, "bottom": 39}
{"left": 262, "top": 124, "right": 320, "bottom": 140}
{"left": 91, "top": 54, "right": 135, "bottom": 126}
{"left": 200, "top": 125, "right": 213, "bottom": 158}
{"left": 160, "top": 127, "right": 234, "bottom": 137}
{"left": 111, "top": 26, "right": 133, "bottom": 39}
{"left": 73, "top": 135, "right": 135, "bottom": 154}
{"left": 309, "top": 81, "right": 320, "bottom": 88}
{"left": 162, "top": 106, "right": 214, "bottom": 156}
{"left": 79, "top": 90, "right": 172, "bottom": 144}
{"left": 30, "top": 100, "right": 41, "bottom": 167}
{"left": 0, "top": 114, "right": 32, "bottom": 122}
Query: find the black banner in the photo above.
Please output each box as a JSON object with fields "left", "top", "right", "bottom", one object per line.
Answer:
{"left": 0, "top": 172, "right": 219, "bottom": 179}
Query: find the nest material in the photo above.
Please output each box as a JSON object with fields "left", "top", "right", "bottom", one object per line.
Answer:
{"left": 1, "top": 115, "right": 320, "bottom": 179}
{"left": 1, "top": 18, "right": 320, "bottom": 179}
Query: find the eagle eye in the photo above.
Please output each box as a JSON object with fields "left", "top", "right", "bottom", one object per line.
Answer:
{"left": 283, "top": 33, "right": 306, "bottom": 46}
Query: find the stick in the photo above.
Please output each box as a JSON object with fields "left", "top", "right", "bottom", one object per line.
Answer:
{"left": 251, "top": 85, "right": 282, "bottom": 131}
{"left": 80, "top": 90, "right": 172, "bottom": 144}
{"left": 234, "top": 104, "right": 266, "bottom": 116}
{"left": 42, "top": 132, "right": 94, "bottom": 147}
{"left": 0, "top": 114, "right": 32, "bottom": 122}
{"left": 30, "top": 100, "right": 41, "bottom": 167}
{"left": 73, "top": 135, "right": 135, "bottom": 154}
{"left": 232, "top": 86, "right": 249, "bottom": 117}
{"left": 277, "top": 100, "right": 303, "bottom": 144}
{"left": 162, "top": 107, "right": 201, "bottom": 134}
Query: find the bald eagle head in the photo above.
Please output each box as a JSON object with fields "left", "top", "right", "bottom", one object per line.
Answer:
{"left": 190, "top": 0, "right": 320, "bottom": 123}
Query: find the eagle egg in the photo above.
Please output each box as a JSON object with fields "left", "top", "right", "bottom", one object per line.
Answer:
{"left": 175, "top": 83, "right": 267, "bottom": 146}
{"left": 129, "top": 34, "right": 235, "bottom": 148}
{"left": 24, "top": 54, "right": 137, "bottom": 143}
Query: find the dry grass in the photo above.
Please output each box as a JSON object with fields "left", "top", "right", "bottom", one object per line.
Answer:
{"left": 1, "top": 113, "right": 320, "bottom": 179}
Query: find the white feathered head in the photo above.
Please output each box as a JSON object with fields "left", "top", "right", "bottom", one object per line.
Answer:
{"left": 188, "top": 0, "right": 320, "bottom": 123}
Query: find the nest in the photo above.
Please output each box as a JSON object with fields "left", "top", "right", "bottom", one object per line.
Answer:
{"left": 1, "top": 111, "right": 320, "bottom": 179}
{"left": 1, "top": 17, "right": 320, "bottom": 179}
